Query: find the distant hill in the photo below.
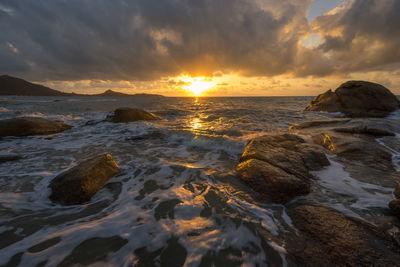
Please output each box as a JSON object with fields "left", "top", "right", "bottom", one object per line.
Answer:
{"left": 94, "top": 89, "right": 163, "bottom": 97}
{"left": 0, "top": 75, "right": 68, "bottom": 96}
{"left": 0, "top": 75, "right": 164, "bottom": 97}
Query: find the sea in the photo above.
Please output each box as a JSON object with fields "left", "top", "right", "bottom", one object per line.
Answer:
{"left": 0, "top": 96, "right": 399, "bottom": 266}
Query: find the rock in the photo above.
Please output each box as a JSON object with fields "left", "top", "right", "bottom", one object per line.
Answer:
{"left": 289, "top": 119, "right": 351, "bottom": 130}
{"left": 0, "top": 117, "right": 72, "bottom": 138}
{"left": 49, "top": 154, "right": 120, "bottom": 205}
{"left": 236, "top": 134, "right": 329, "bottom": 203}
{"left": 312, "top": 133, "right": 394, "bottom": 171}
{"left": 305, "top": 81, "right": 400, "bottom": 117}
{"left": 0, "top": 154, "right": 22, "bottom": 163}
{"left": 108, "top": 107, "right": 158, "bottom": 123}
{"left": 389, "top": 199, "right": 400, "bottom": 217}
{"left": 287, "top": 205, "right": 400, "bottom": 266}
{"left": 333, "top": 126, "right": 395, "bottom": 136}
{"left": 394, "top": 182, "right": 400, "bottom": 199}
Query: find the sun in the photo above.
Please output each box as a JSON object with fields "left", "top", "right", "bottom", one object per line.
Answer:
{"left": 182, "top": 77, "right": 214, "bottom": 96}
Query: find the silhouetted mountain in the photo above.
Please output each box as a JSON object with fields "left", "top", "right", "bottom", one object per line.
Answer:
{"left": 0, "top": 75, "right": 68, "bottom": 96}
{"left": 0, "top": 75, "right": 164, "bottom": 97}
{"left": 94, "top": 89, "right": 163, "bottom": 97}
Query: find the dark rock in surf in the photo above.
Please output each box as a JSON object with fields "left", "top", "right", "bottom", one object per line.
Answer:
{"left": 0, "top": 154, "right": 22, "bottom": 163}
{"left": 333, "top": 126, "right": 395, "bottom": 136}
{"left": 107, "top": 107, "right": 159, "bottom": 123}
{"left": 389, "top": 199, "right": 400, "bottom": 217}
{"left": 236, "top": 134, "right": 329, "bottom": 203}
{"left": 289, "top": 119, "right": 351, "bottom": 130}
{"left": 389, "top": 182, "right": 400, "bottom": 218}
{"left": 0, "top": 117, "right": 72, "bottom": 138}
{"left": 287, "top": 205, "right": 400, "bottom": 266}
{"left": 49, "top": 154, "right": 120, "bottom": 205}
{"left": 394, "top": 182, "right": 400, "bottom": 199}
{"left": 305, "top": 81, "right": 400, "bottom": 117}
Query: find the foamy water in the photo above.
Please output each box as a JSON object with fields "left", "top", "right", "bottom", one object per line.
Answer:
{"left": 0, "top": 96, "right": 399, "bottom": 266}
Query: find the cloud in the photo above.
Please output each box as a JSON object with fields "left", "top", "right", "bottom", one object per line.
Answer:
{"left": 0, "top": 0, "right": 399, "bottom": 84}
{"left": 0, "top": 0, "right": 314, "bottom": 81}
{"left": 299, "top": 0, "right": 400, "bottom": 76}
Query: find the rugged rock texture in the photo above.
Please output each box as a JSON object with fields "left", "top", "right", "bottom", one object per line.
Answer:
{"left": 312, "top": 133, "right": 394, "bottom": 171}
{"left": 305, "top": 81, "right": 400, "bottom": 117}
{"left": 333, "top": 126, "right": 395, "bottom": 136}
{"left": 236, "top": 134, "right": 329, "bottom": 203}
{"left": 287, "top": 205, "right": 400, "bottom": 266}
{"left": 49, "top": 154, "right": 120, "bottom": 205}
{"left": 0, "top": 117, "right": 72, "bottom": 138}
{"left": 108, "top": 107, "right": 159, "bottom": 123}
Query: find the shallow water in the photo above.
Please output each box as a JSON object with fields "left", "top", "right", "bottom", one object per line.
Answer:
{"left": 0, "top": 96, "right": 399, "bottom": 266}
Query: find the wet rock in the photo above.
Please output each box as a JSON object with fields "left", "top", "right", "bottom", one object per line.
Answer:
{"left": 236, "top": 134, "right": 329, "bottom": 203}
{"left": 58, "top": 236, "right": 128, "bottom": 266}
{"left": 389, "top": 199, "right": 400, "bottom": 217}
{"left": 154, "top": 199, "right": 183, "bottom": 220}
{"left": 107, "top": 107, "right": 159, "bottom": 123}
{"left": 305, "top": 81, "right": 400, "bottom": 117}
{"left": 394, "top": 182, "right": 400, "bottom": 199}
{"left": 0, "top": 154, "right": 22, "bottom": 163}
{"left": 287, "top": 205, "right": 400, "bottom": 266}
{"left": 49, "top": 154, "right": 120, "bottom": 205}
{"left": 0, "top": 117, "right": 72, "bottom": 138}
{"left": 333, "top": 126, "right": 395, "bottom": 136}
{"left": 160, "top": 237, "right": 187, "bottom": 267}
{"left": 289, "top": 119, "right": 351, "bottom": 130}
{"left": 312, "top": 133, "right": 394, "bottom": 171}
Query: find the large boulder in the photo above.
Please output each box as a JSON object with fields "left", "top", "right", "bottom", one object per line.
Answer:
{"left": 287, "top": 205, "right": 400, "bottom": 266}
{"left": 0, "top": 117, "right": 72, "bottom": 138}
{"left": 305, "top": 81, "right": 400, "bottom": 117}
{"left": 236, "top": 134, "right": 329, "bottom": 203}
{"left": 49, "top": 154, "right": 120, "bottom": 205}
{"left": 108, "top": 107, "right": 158, "bottom": 123}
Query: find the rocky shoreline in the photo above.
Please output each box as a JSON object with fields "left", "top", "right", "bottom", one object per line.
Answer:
{"left": 1, "top": 80, "right": 399, "bottom": 265}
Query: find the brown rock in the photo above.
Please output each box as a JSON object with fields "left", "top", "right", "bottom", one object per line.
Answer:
{"left": 289, "top": 119, "right": 351, "bottom": 130}
{"left": 49, "top": 154, "right": 120, "bottom": 205}
{"left": 0, "top": 154, "right": 22, "bottom": 163}
{"left": 389, "top": 199, "right": 400, "bottom": 217}
{"left": 333, "top": 126, "right": 395, "bottom": 136}
{"left": 312, "top": 133, "right": 394, "bottom": 171}
{"left": 394, "top": 182, "right": 400, "bottom": 199}
{"left": 305, "top": 81, "right": 400, "bottom": 117}
{"left": 108, "top": 107, "right": 158, "bottom": 123}
{"left": 287, "top": 205, "right": 400, "bottom": 266}
{"left": 236, "top": 134, "right": 329, "bottom": 203}
{"left": 0, "top": 117, "right": 72, "bottom": 138}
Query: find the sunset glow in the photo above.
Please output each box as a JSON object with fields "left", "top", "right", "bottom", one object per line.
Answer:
{"left": 182, "top": 77, "right": 215, "bottom": 96}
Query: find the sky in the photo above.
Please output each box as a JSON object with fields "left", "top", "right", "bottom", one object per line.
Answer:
{"left": 1, "top": 0, "right": 399, "bottom": 96}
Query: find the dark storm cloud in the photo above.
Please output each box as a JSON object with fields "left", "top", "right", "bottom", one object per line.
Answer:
{"left": 298, "top": 0, "right": 400, "bottom": 76}
{"left": 1, "top": 0, "right": 399, "bottom": 82}
{"left": 0, "top": 0, "right": 313, "bottom": 81}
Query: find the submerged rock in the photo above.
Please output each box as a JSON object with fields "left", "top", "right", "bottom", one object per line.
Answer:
{"left": 305, "top": 81, "right": 400, "bottom": 117}
{"left": 0, "top": 117, "right": 72, "bottom": 138}
{"left": 108, "top": 107, "right": 159, "bottom": 123}
{"left": 289, "top": 119, "right": 351, "bottom": 130}
{"left": 49, "top": 154, "right": 120, "bottom": 205}
{"left": 236, "top": 134, "right": 329, "bottom": 203}
{"left": 287, "top": 205, "right": 400, "bottom": 266}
